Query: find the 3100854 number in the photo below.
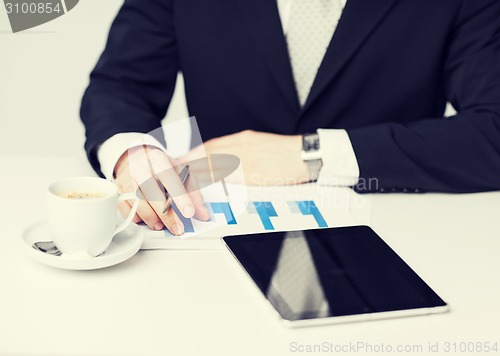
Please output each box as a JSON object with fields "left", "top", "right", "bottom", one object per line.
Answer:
{"left": 5, "top": 2, "right": 62, "bottom": 14}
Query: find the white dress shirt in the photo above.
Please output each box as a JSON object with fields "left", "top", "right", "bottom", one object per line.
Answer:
{"left": 98, "top": 0, "right": 359, "bottom": 186}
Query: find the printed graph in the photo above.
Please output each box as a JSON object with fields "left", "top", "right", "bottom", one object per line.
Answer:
{"left": 165, "top": 200, "right": 329, "bottom": 236}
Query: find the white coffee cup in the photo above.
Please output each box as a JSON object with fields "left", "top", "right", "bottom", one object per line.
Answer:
{"left": 47, "top": 177, "right": 140, "bottom": 257}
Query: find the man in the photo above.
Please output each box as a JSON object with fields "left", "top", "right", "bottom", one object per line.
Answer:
{"left": 81, "top": 0, "right": 500, "bottom": 235}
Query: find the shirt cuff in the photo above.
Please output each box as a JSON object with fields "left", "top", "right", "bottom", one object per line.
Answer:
{"left": 97, "top": 132, "right": 166, "bottom": 180}
{"left": 316, "top": 129, "right": 360, "bottom": 186}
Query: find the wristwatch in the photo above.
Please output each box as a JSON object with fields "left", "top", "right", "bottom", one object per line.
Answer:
{"left": 301, "top": 132, "right": 323, "bottom": 182}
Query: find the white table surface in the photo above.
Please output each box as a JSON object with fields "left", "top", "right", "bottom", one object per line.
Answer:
{"left": 1, "top": 156, "right": 499, "bottom": 356}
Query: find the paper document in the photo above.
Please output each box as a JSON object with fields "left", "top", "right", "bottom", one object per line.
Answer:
{"left": 140, "top": 182, "right": 371, "bottom": 250}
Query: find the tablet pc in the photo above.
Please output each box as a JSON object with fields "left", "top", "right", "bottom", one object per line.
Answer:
{"left": 223, "top": 226, "right": 448, "bottom": 327}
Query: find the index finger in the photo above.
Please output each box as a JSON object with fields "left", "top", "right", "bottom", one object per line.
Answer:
{"left": 147, "top": 149, "right": 196, "bottom": 219}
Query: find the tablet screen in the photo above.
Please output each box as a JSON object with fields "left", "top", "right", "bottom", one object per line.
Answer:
{"left": 223, "top": 226, "right": 446, "bottom": 322}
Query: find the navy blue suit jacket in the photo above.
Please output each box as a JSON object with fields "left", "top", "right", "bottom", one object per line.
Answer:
{"left": 81, "top": 0, "right": 500, "bottom": 193}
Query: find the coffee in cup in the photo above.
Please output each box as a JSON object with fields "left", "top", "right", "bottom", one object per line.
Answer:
{"left": 58, "top": 191, "right": 107, "bottom": 200}
{"left": 47, "top": 177, "right": 139, "bottom": 257}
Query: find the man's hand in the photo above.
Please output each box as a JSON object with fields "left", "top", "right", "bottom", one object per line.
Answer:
{"left": 114, "top": 146, "right": 210, "bottom": 234}
{"left": 181, "top": 130, "right": 309, "bottom": 186}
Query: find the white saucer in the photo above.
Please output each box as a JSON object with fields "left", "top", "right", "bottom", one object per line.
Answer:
{"left": 22, "top": 221, "right": 144, "bottom": 270}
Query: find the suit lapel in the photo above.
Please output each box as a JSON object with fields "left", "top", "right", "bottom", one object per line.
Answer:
{"left": 237, "top": 0, "right": 301, "bottom": 115}
{"left": 302, "top": 0, "right": 400, "bottom": 113}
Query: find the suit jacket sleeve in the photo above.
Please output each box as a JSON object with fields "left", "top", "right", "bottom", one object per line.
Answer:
{"left": 80, "top": 0, "right": 177, "bottom": 176}
{"left": 346, "top": 0, "right": 500, "bottom": 193}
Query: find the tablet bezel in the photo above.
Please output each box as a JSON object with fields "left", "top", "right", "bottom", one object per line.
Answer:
{"left": 222, "top": 226, "right": 449, "bottom": 327}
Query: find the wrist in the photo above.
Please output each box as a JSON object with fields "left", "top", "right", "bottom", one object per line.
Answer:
{"left": 114, "top": 149, "right": 130, "bottom": 179}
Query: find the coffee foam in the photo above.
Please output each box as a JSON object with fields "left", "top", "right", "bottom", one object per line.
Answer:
{"left": 59, "top": 192, "right": 107, "bottom": 200}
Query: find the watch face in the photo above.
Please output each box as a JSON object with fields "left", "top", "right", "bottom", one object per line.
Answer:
{"left": 303, "top": 133, "right": 320, "bottom": 152}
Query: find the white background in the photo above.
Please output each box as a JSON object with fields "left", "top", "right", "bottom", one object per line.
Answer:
{"left": 0, "top": 0, "right": 189, "bottom": 164}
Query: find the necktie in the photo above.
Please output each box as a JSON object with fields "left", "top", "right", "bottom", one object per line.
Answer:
{"left": 286, "top": 0, "right": 343, "bottom": 106}
{"left": 267, "top": 232, "right": 329, "bottom": 319}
